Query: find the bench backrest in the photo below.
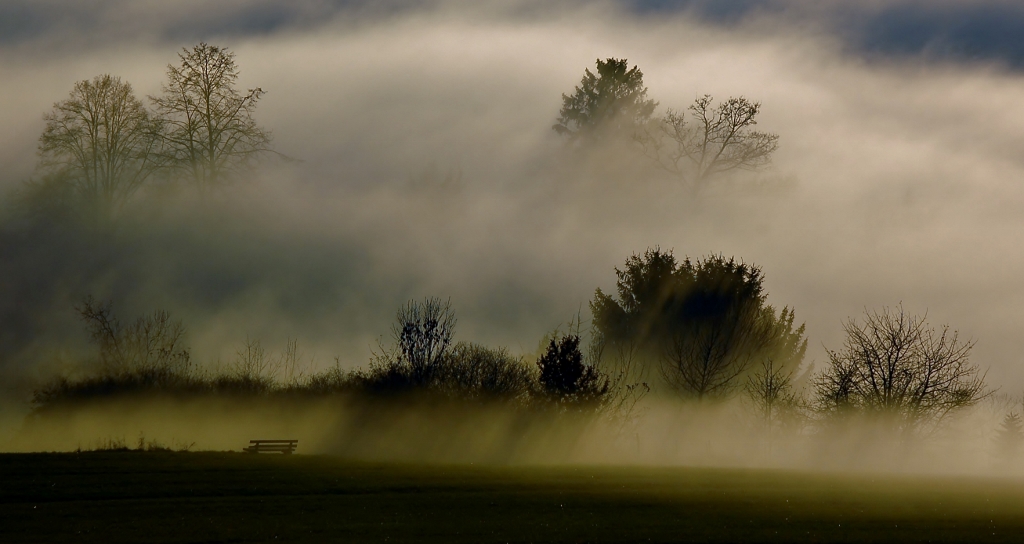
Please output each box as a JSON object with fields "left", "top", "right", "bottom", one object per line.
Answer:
{"left": 244, "top": 439, "right": 298, "bottom": 454}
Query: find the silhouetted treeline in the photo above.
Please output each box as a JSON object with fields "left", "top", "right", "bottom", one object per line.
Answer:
{"left": 31, "top": 297, "right": 617, "bottom": 417}
{"left": 12, "top": 54, "right": 777, "bottom": 225}
{"left": 28, "top": 248, "right": 992, "bottom": 445}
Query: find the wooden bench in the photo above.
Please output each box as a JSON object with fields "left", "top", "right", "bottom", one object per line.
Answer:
{"left": 243, "top": 439, "right": 298, "bottom": 454}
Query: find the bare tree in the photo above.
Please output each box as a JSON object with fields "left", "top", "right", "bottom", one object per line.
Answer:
{"left": 393, "top": 297, "right": 457, "bottom": 384}
{"left": 151, "top": 43, "right": 272, "bottom": 188}
{"left": 233, "top": 336, "right": 278, "bottom": 382}
{"left": 745, "top": 358, "right": 795, "bottom": 429}
{"left": 37, "top": 74, "right": 160, "bottom": 216}
{"left": 592, "top": 337, "right": 651, "bottom": 434}
{"left": 641, "top": 95, "right": 778, "bottom": 189}
{"left": 76, "top": 298, "right": 192, "bottom": 377}
{"left": 814, "top": 306, "right": 988, "bottom": 434}
{"left": 663, "top": 301, "right": 777, "bottom": 399}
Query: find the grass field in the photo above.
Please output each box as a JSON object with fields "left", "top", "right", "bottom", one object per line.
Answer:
{"left": 2, "top": 452, "right": 1024, "bottom": 543}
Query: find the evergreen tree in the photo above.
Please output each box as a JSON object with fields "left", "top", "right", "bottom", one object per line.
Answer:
{"left": 553, "top": 58, "right": 657, "bottom": 143}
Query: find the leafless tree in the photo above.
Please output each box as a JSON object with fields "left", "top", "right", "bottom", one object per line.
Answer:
{"left": 233, "top": 336, "right": 278, "bottom": 382}
{"left": 814, "top": 305, "right": 988, "bottom": 434}
{"left": 393, "top": 297, "right": 457, "bottom": 384}
{"left": 76, "top": 298, "right": 192, "bottom": 377}
{"left": 594, "top": 338, "right": 651, "bottom": 433}
{"left": 745, "top": 358, "right": 795, "bottom": 428}
{"left": 640, "top": 95, "right": 778, "bottom": 190}
{"left": 663, "top": 305, "right": 777, "bottom": 399}
{"left": 151, "top": 43, "right": 272, "bottom": 189}
{"left": 37, "top": 74, "right": 160, "bottom": 216}
{"left": 280, "top": 338, "right": 307, "bottom": 385}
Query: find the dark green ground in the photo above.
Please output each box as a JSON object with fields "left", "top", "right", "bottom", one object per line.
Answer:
{"left": 2, "top": 452, "right": 1023, "bottom": 543}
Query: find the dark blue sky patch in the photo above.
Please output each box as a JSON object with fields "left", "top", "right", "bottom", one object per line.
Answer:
{"left": 849, "top": 3, "right": 1024, "bottom": 68}
{"left": 627, "top": 0, "right": 780, "bottom": 23}
{"left": 0, "top": 3, "right": 55, "bottom": 45}
{"left": 3, "top": 1, "right": 1024, "bottom": 69}
{"left": 160, "top": 4, "right": 304, "bottom": 42}
{"left": 158, "top": 0, "right": 431, "bottom": 42}
{"left": 625, "top": 0, "right": 1024, "bottom": 69}
{"left": 0, "top": 0, "right": 429, "bottom": 49}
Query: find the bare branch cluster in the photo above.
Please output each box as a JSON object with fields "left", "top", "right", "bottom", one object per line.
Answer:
{"left": 37, "top": 75, "right": 160, "bottom": 217}
{"left": 27, "top": 42, "right": 274, "bottom": 219}
{"left": 392, "top": 297, "right": 457, "bottom": 384}
{"left": 745, "top": 358, "right": 800, "bottom": 429}
{"left": 151, "top": 42, "right": 272, "bottom": 189}
{"left": 432, "top": 342, "right": 536, "bottom": 401}
{"left": 640, "top": 95, "right": 779, "bottom": 189}
{"left": 815, "top": 305, "right": 988, "bottom": 432}
{"left": 231, "top": 337, "right": 309, "bottom": 386}
{"left": 233, "top": 336, "right": 276, "bottom": 383}
{"left": 76, "top": 298, "right": 192, "bottom": 378}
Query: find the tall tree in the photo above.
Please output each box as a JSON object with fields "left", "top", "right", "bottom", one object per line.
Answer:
{"left": 553, "top": 58, "right": 657, "bottom": 143}
{"left": 152, "top": 43, "right": 272, "bottom": 188}
{"left": 641, "top": 95, "right": 779, "bottom": 190}
{"left": 37, "top": 74, "right": 159, "bottom": 217}
{"left": 591, "top": 248, "right": 806, "bottom": 398}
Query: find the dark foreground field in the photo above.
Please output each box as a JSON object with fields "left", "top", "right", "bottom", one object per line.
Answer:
{"left": 2, "top": 452, "right": 1023, "bottom": 543}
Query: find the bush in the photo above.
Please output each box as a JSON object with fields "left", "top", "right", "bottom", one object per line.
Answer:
{"left": 355, "top": 341, "right": 535, "bottom": 403}
{"left": 32, "top": 368, "right": 202, "bottom": 408}
{"left": 390, "top": 297, "right": 456, "bottom": 387}
{"left": 436, "top": 342, "right": 535, "bottom": 401}
{"left": 77, "top": 298, "right": 193, "bottom": 379}
{"left": 814, "top": 305, "right": 988, "bottom": 434}
{"left": 591, "top": 248, "right": 806, "bottom": 399}
{"left": 537, "top": 334, "right": 609, "bottom": 407}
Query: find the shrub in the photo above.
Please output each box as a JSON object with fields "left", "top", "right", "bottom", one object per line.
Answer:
{"left": 389, "top": 297, "right": 456, "bottom": 387}
{"left": 77, "top": 298, "right": 193, "bottom": 379}
{"left": 436, "top": 342, "right": 535, "bottom": 401}
{"left": 591, "top": 249, "right": 806, "bottom": 399}
{"left": 537, "top": 334, "right": 609, "bottom": 406}
{"left": 814, "top": 305, "right": 988, "bottom": 434}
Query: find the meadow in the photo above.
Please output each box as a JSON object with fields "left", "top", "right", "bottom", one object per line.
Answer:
{"left": 3, "top": 452, "right": 1024, "bottom": 543}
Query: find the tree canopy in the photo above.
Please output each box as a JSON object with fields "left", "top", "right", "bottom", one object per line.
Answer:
{"left": 591, "top": 248, "right": 806, "bottom": 398}
{"left": 151, "top": 43, "right": 272, "bottom": 188}
{"left": 537, "top": 334, "right": 609, "bottom": 405}
{"left": 553, "top": 58, "right": 657, "bottom": 143}
{"left": 555, "top": 58, "right": 779, "bottom": 188}
{"left": 36, "top": 74, "right": 160, "bottom": 217}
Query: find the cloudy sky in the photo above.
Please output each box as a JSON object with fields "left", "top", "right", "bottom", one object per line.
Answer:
{"left": 3, "top": 0, "right": 1024, "bottom": 393}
